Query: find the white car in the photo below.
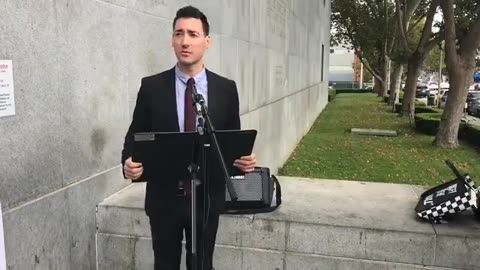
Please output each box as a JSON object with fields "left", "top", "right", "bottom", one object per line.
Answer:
{"left": 439, "top": 88, "right": 449, "bottom": 96}
{"left": 427, "top": 82, "right": 438, "bottom": 89}
{"left": 428, "top": 89, "right": 439, "bottom": 95}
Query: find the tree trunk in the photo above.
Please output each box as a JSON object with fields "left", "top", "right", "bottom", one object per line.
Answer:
{"left": 395, "top": 65, "right": 404, "bottom": 104}
{"left": 374, "top": 77, "right": 384, "bottom": 95}
{"left": 434, "top": 0, "right": 480, "bottom": 148}
{"left": 434, "top": 59, "right": 475, "bottom": 148}
{"left": 389, "top": 62, "right": 403, "bottom": 104}
{"left": 400, "top": 56, "right": 423, "bottom": 116}
{"left": 381, "top": 57, "right": 390, "bottom": 97}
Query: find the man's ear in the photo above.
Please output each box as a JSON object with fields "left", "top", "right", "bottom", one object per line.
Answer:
{"left": 205, "top": 35, "right": 211, "bottom": 49}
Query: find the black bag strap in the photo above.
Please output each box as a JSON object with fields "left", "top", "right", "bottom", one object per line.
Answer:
{"left": 223, "top": 175, "right": 282, "bottom": 215}
{"left": 446, "top": 160, "right": 479, "bottom": 194}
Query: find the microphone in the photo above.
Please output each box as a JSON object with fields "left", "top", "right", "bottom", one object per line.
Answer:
{"left": 190, "top": 84, "right": 205, "bottom": 135}
{"left": 191, "top": 84, "right": 205, "bottom": 115}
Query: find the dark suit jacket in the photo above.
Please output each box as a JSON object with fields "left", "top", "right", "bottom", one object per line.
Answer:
{"left": 122, "top": 67, "right": 241, "bottom": 216}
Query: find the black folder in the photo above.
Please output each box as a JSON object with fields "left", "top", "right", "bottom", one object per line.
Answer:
{"left": 133, "top": 130, "right": 257, "bottom": 183}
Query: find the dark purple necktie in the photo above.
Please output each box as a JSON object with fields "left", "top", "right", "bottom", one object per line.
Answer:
{"left": 184, "top": 77, "right": 196, "bottom": 132}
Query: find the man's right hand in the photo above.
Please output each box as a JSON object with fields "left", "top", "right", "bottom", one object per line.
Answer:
{"left": 124, "top": 157, "right": 144, "bottom": 180}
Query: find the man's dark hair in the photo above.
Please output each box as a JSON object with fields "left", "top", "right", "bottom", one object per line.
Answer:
{"left": 173, "top": 6, "right": 210, "bottom": 36}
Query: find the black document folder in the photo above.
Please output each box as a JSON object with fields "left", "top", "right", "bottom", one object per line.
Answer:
{"left": 133, "top": 130, "right": 257, "bottom": 183}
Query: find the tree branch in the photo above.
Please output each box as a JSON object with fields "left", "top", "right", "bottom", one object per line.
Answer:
{"left": 388, "top": 28, "right": 397, "bottom": 56}
{"left": 406, "top": 13, "right": 427, "bottom": 34}
{"left": 344, "top": 24, "right": 382, "bottom": 79}
{"left": 417, "top": 0, "right": 439, "bottom": 50}
{"left": 355, "top": 48, "right": 383, "bottom": 82}
{"left": 396, "top": 0, "right": 411, "bottom": 53}
{"left": 461, "top": 17, "right": 480, "bottom": 57}
{"left": 440, "top": 0, "right": 458, "bottom": 66}
{"left": 425, "top": 31, "right": 445, "bottom": 52}
{"left": 406, "top": 0, "right": 422, "bottom": 18}
{"left": 365, "top": 0, "right": 381, "bottom": 22}
{"left": 403, "top": 0, "right": 408, "bottom": 18}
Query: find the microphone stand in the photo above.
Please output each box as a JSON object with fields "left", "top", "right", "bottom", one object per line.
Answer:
{"left": 189, "top": 85, "right": 238, "bottom": 270}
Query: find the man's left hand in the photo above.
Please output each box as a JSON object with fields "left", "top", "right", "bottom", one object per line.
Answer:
{"left": 233, "top": 154, "right": 256, "bottom": 173}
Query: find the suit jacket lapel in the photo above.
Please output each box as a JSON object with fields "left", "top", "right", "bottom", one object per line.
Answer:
{"left": 206, "top": 69, "right": 219, "bottom": 127}
{"left": 165, "top": 67, "right": 180, "bottom": 132}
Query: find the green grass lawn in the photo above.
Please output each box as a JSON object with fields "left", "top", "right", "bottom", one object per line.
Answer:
{"left": 279, "top": 93, "right": 480, "bottom": 186}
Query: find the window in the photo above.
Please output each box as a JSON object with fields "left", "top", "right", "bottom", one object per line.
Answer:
{"left": 330, "top": 49, "right": 334, "bottom": 54}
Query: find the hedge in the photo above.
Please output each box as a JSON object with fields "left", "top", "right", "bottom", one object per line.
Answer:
{"left": 460, "top": 124, "right": 480, "bottom": 147}
{"left": 416, "top": 101, "right": 427, "bottom": 107}
{"left": 415, "top": 113, "right": 442, "bottom": 135}
{"left": 390, "top": 98, "right": 425, "bottom": 105}
{"left": 415, "top": 107, "right": 443, "bottom": 114}
{"left": 389, "top": 100, "right": 480, "bottom": 145}
{"left": 394, "top": 103, "right": 402, "bottom": 113}
{"left": 415, "top": 114, "right": 479, "bottom": 145}
{"left": 328, "top": 89, "right": 336, "bottom": 102}
{"left": 394, "top": 102, "right": 430, "bottom": 114}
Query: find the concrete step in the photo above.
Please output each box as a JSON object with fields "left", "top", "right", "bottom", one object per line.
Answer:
{"left": 96, "top": 177, "right": 480, "bottom": 270}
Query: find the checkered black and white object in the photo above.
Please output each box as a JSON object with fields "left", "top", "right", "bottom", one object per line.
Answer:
{"left": 418, "top": 190, "right": 478, "bottom": 222}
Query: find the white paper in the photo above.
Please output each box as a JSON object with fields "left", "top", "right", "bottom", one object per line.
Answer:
{"left": 0, "top": 202, "right": 6, "bottom": 270}
{"left": 0, "top": 60, "right": 15, "bottom": 117}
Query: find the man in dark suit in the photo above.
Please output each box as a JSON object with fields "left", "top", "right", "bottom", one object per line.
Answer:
{"left": 121, "top": 6, "right": 256, "bottom": 270}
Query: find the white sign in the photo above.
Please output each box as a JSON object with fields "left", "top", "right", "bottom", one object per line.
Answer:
{"left": 0, "top": 60, "right": 15, "bottom": 117}
{"left": 0, "top": 203, "right": 6, "bottom": 270}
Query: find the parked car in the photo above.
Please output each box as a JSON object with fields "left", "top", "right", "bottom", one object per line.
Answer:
{"left": 416, "top": 84, "right": 428, "bottom": 91}
{"left": 471, "top": 101, "right": 480, "bottom": 117}
{"left": 440, "top": 82, "right": 450, "bottom": 89}
{"left": 466, "top": 92, "right": 480, "bottom": 114}
{"left": 439, "top": 88, "right": 449, "bottom": 96}
{"left": 416, "top": 89, "right": 429, "bottom": 98}
{"left": 428, "top": 89, "right": 439, "bottom": 96}
{"left": 415, "top": 89, "right": 429, "bottom": 104}
{"left": 468, "top": 83, "right": 480, "bottom": 91}
{"left": 467, "top": 91, "right": 480, "bottom": 102}
{"left": 427, "top": 89, "right": 439, "bottom": 106}
{"left": 467, "top": 97, "right": 480, "bottom": 115}
{"left": 427, "top": 82, "right": 438, "bottom": 89}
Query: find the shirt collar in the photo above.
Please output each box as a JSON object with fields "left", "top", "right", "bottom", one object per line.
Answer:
{"left": 175, "top": 64, "right": 207, "bottom": 85}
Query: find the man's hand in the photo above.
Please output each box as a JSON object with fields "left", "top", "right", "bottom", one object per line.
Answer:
{"left": 124, "top": 157, "right": 144, "bottom": 180}
{"left": 233, "top": 153, "right": 256, "bottom": 173}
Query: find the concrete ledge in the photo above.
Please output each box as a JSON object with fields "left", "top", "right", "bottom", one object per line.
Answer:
{"left": 351, "top": 128, "right": 398, "bottom": 137}
{"left": 97, "top": 233, "right": 459, "bottom": 270}
{"left": 96, "top": 177, "right": 480, "bottom": 270}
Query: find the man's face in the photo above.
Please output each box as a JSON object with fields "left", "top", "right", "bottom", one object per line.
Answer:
{"left": 172, "top": 18, "right": 210, "bottom": 66}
